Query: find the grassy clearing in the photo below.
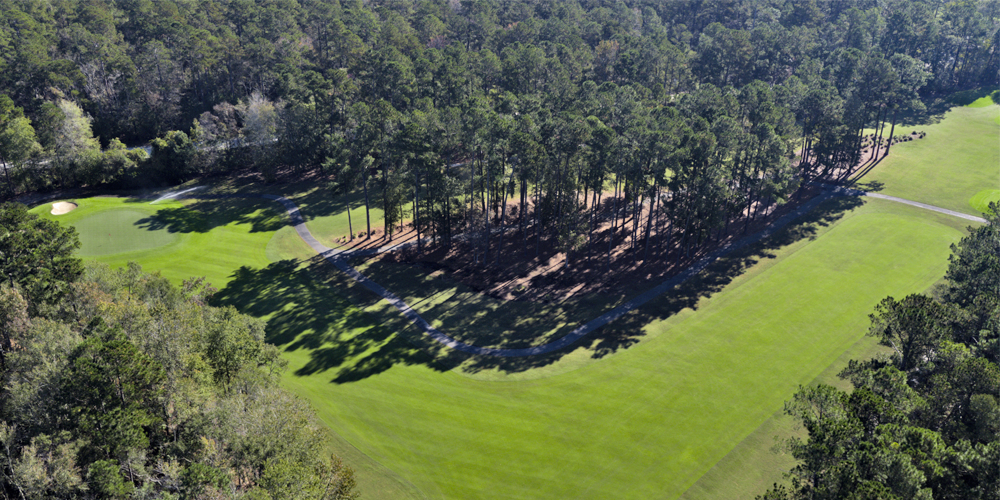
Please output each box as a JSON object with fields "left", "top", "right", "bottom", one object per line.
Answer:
{"left": 854, "top": 99, "right": 999, "bottom": 215}
{"left": 253, "top": 198, "right": 967, "bottom": 499}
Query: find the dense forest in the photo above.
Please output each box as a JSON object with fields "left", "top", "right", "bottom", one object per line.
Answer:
{"left": 1, "top": 0, "right": 997, "bottom": 265}
{"left": 0, "top": 203, "right": 358, "bottom": 498}
{"left": 760, "top": 206, "right": 1000, "bottom": 500}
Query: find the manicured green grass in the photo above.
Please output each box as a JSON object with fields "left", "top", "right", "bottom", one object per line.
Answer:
{"left": 73, "top": 208, "right": 179, "bottom": 256}
{"left": 266, "top": 198, "right": 967, "bottom": 499}
{"left": 31, "top": 196, "right": 279, "bottom": 288}
{"left": 34, "top": 189, "right": 973, "bottom": 499}
{"left": 969, "top": 189, "right": 1000, "bottom": 213}
{"left": 855, "top": 100, "right": 999, "bottom": 215}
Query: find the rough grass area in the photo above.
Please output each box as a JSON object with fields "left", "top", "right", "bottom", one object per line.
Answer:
{"left": 854, "top": 99, "right": 999, "bottom": 215}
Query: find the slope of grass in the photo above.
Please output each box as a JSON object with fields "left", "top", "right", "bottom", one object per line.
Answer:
{"left": 855, "top": 100, "right": 999, "bottom": 215}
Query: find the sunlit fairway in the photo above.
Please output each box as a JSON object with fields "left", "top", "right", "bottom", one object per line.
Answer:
{"left": 32, "top": 186, "right": 974, "bottom": 498}
{"left": 854, "top": 97, "right": 999, "bottom": 215}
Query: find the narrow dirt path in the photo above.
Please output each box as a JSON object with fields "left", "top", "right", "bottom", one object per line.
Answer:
{"left": 195, "top": 184, "right": 985, "bottom": 358}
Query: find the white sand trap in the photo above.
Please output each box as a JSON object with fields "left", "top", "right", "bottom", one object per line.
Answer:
{"left": 51, "top": 201, "right": 78, "bottom": 215}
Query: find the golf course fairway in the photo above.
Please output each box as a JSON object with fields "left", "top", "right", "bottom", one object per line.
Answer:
{"left": 856, "top": 97, "right": 999, "bottom": 215}
{"left": 30, "top": 190, "right": 973, "bottom": 498}
{"left": 272, "top": 198, "right": 968, "bottom": 499}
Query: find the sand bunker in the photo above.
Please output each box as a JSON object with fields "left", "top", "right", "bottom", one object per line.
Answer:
{"left": 50, "top": 201, "right": 78, "bottom": 215}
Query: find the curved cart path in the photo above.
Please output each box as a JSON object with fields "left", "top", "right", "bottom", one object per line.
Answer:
{"left": 189, "top": 185, "right": 984, "bottom": 358}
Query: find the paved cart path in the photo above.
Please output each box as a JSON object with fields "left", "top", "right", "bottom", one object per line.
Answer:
{"left": 187, "top": 185, "right": 984, "bottom": 358}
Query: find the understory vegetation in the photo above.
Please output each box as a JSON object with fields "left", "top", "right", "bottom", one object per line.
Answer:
{"left": 0, "top": 203, "right": 357, "bottom": 499}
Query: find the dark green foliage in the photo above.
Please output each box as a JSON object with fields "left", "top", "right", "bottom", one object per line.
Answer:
{"left": 762, "top": 216, "right": 1000, "bottom": 499}
{"left": 87, "top": 460, "right": 133, "bottom": 499}
{"left": 181, "top": 462, "right": 230, "bottom": 499}
{"left": 150, "top": 130, "right": 197, "bottom": 183}
{"left": 0, "top": 262, "right": 356, "bottom": 499}
{"left": 0, "top": 203, "right": 82, "bottom": 314}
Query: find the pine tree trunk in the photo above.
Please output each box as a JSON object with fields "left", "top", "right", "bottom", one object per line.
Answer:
{"left": 363, "top": 171, "right": 372, "bottom": 239}
{"left": 644, "top": 182, "right": 660, "bottom": 262}
{"left": 347, "top": 198, "right": 353, "bottom": 240}
{"left": 496, "top": 168, "right": 513, "bottom": 266}
{"left": 414, "top": 171, "right": 421, "bottom": 251}
{"left": 884, "top": 109, "right": 899, "bottom": 157}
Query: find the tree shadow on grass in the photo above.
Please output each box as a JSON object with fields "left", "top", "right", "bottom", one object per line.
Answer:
{"left": 348, "top": 258, "right": 631, "bottom": 351}
{"left": 132, "top": 196, "right": 286, "bottom": 234}
{"left": 211, "top": 195, "right": 864, "bottom": 382}
{"left": 210, "top": 256, "right": 467, "bottom": 383}
{"left": 458, "top": 195, "right": 865, "bottom": 375}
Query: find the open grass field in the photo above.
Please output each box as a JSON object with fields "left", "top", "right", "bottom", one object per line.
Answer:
{"left": 854, "top": 97, "right": 999, "bottom": 215}
{"left": 30, "top": 189, "right": 974, "bottom": 499}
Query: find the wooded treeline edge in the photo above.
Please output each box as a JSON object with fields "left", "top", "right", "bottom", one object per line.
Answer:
{"left": 0, "top": 202, "right": 359, "bottom": 499}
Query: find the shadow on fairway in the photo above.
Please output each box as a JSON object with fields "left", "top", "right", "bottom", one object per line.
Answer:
{"left": 210, "top": 256, "right": 467, "bottom": 383}
{"left": 211, "top": 195, "right": 864, "bottom": 382}
{"left": 131, "top": 196, "right": 286, "bottom": 234}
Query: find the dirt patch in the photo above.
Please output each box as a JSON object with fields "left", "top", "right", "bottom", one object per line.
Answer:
{"left": 50, "top": 201, "right": 78, "bottom": 215}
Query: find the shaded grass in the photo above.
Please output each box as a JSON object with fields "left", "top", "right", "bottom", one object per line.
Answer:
{"left": 350, "top": 258, "right": 629, "bottom": 351}
{"left": 853, "top": 100, "right": 999, "bottom": 215}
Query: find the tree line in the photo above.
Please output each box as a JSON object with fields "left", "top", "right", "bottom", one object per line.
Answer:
{"left": 0, "top": 0, "right": 996, "bottom": 265}
{"left": 0, "top": 202, "right": 358, "bottom": 499}
{"left": 760, "top": 205, "right": 1000, "bottom": 499}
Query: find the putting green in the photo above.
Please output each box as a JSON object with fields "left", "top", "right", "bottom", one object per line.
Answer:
{"left": 969, "top": 189, "right": 1000, "bottom": 213}
{"left": 73, "top": 209, "right": 178, "bottom": 256}
{"left": 31, "top": 196, "right": 279, "bottom": 288}
{"left": 856, "top": 99, "right": 999, "bottom": 215}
